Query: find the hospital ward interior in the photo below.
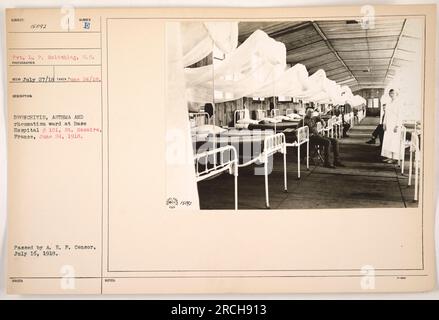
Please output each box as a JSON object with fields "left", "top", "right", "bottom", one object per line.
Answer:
{"left": 166, "top": 18, "right": 423, "bottom": 210}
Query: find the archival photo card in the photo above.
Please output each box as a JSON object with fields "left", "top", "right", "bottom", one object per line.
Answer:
{"left": 5, "top": 5, "right": 437, "bottom": 294}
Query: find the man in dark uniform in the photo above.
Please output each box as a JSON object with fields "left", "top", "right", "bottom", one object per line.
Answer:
{"left": 365, "top": 101, "right": 386, "bottom": 151}
{"left": 298, "top": 106, "right": 345, "bottom": 168}
{"left": 340, "top": 104, "right": 351, "bottom": 138}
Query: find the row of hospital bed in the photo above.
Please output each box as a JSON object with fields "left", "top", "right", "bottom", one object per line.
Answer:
{"left": 234, "top": 108, "right": 361, "bottom": 137}
{"left": 190, "top": 108, "right": 355, "bottom": 209}
{"left": 399, "top": 120, "right": 422, "bottom": 202}
{"left": 191, "top": 111, "right": 307, "bottom": 209}
{"left": 190, "top": 108, "right": 420, "bottom": 209}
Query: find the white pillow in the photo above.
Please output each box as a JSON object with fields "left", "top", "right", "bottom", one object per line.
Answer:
{"left": 195, "top": 124, "right": 227, "bottom": 135}
{"left": 274, "top": 115, "right": 291, "bottom": 121}
{"left": 261, "top": 117, "right": 281, "bottom": 123}
{"left": 234, "top": 123, "right": 250, "bottom": 129}
{"left": 287, "top": 113, "right": 302, "bottom": 119}
{"left": 237, "top": 118, "right": 259, "bottom": 125}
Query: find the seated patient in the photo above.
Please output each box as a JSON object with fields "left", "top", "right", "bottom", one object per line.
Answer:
{"left": 340, "top": 105, "right": 351, "bottom": 138}
{"left": 298, "top": 106, "right": 345, "bottom": 168}
{"left": 365, "top": 104, "right": 385, "bottom": 151}
{"left": 366, "top": 123, "right": 384, "bottom": 150}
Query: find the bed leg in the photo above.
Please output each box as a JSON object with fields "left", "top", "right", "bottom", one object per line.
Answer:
{"left": 400, "top": 137, "right": 404, "bottom": 174}
{"left": 234, "top": 169, "right": 238, "bottom": 210}
{"left": 408, "top": 148, "right": 413, "bottom": 186}
{"left": 414, "top": 150, "right": 419, "bottom": 202}
{"left": 401, "top": 148, "right": 405, "bottom": 175}
{"left": 397, "top": 151, "right": 401, "bottom": 167}
{"left": 297, "top": 145, "right": 300, "bottom": 179}
{"left": 284, "top": 151, "right": 288, "bottom": 192}
{"left": 264, "top": 159, "right": 270, "bottom": 209}
{"left": 306, "top": 141, "right": 309, "bottom": 170}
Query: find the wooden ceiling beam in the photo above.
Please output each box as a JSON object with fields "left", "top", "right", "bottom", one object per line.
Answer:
{"left": 326, "top": 69, "right": 353, "bottom": 78}
{"left": 343, "top": 57, "right": 391, "bottom": 61}
{"left": 291, "top": 52, "right": 335, "bottom": 65}
{"left": 326, "top": 35, "right": 399, "bottom": 41}
{"left": 384, "top": 19, "right": 407, "bottom": 83}
{"left": 286, "top": 39, "right": 325, "bottom": 53}
{"left": 268, "top": 21, "right": 313, "bottom": 38}
{"left": 309, "top": 65, "right": 346, "bottom": 74}
{"left": 311, "top": 21, "right": 358, "bottom": 87}
{"left": 335, "top": 48, "right": 395, "bottom": 53}
{"left": 239, "top": 21, "right": 313, "bottom": 41}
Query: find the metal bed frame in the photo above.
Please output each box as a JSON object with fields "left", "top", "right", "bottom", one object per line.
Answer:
{"left": 236, "top": 107, "right": 309, "bottom": 179}
{"left": 190, "top": 111, "right": 214, "bottom": 145}
{"left": 236, "top": 132, "right": 287, "bottom": 209}
{"left": 256, "top": 109, "right": 268, "bottom": 120}
{"left": 233, "top": 109, "right": 247, "bottom": 127}
{"left": 399, "top": 123, "right": 411, "bottom": 174}
{"left": 285, "top": 126, "right": 309, "bottom": 179}
{"left": 344, "top": 112, "right": 353, "bottom": 128}
{"left": 190, "top": 111, "right": 210, "bottom": 126}
{"left": 400, "top": 120, "right": 421, "bottom": 175}
{"left": 322, "top": 117, "right": 335, "bottom": 138}
{"left": 332, "top": 115, "right": 342, "bottom": 138}
{"left": 348, "top": 111, "right": 355, "bottom": 126}
{"left": 194, "top": 145, "right": 238, "bottom": 210}
{"left": 270, "top": 108, "right": 280, "bottom": 117}
{"left": 194, "top": 132, "right": 288, "bottom": 209}
{"left": 399, "top": 121, "right": 421, "bottom": 202}
{"left": 255, "top": 109, "right": 282, "bottom": 132}
{"left": 408, "top": 124, "right": 421, "bottom": 202}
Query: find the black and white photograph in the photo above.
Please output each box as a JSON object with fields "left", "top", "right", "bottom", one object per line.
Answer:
{"left": 166, "top": 17, "right": 424, "bottom": 210}
{"left": 3, "top": 4, "right": 437, "bottom": 298}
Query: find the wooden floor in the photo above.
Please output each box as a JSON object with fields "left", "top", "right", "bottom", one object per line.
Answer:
{"left": 198, "top": 117, "right": 420, "bottom": 210}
